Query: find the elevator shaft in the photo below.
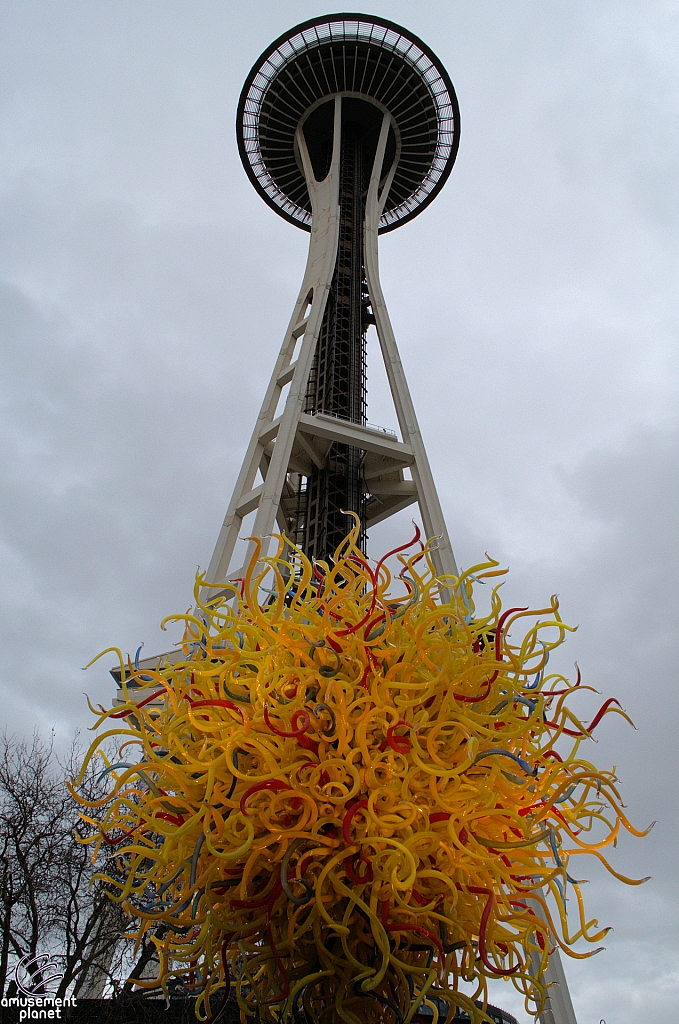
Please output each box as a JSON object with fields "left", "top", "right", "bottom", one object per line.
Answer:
{"left": 299, "top": 119, "right": 369, "bottom": 561}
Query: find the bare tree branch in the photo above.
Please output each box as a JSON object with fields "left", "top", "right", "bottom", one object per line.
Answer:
{"left": 0, "top": 731, "right": 127, "bottom": 999}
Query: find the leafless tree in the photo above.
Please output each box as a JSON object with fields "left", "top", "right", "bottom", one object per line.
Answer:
{"left": 0, "top": 731, "right": 126, "bottom": 998}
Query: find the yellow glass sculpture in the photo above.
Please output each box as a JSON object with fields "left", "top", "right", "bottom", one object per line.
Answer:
{"left": 72, "top": 520, "right": 649, "bottom": 1023}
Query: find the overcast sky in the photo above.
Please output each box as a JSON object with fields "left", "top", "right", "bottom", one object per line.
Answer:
{"left": 1, "top": 2, "right": 677, "bottom": 1021}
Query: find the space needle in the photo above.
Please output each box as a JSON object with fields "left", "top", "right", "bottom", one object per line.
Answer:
{"left": 205, "top": 12, "right": 460, "bottom": 587}
{"left": 123, "top": 14, "right": 579, "bottom": 1023}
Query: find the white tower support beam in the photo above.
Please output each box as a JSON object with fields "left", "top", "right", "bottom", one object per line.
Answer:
{"left": 528, "top": 898, "right": 579, "bottom": 1024}
{"left": 364, "top": 112, "right": 457, "bottom": 581}
{"left": 205, "top": 96, "right": 343, "bottom": 588}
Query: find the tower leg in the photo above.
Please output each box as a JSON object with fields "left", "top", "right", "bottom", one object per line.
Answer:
{"left": 204, "top": 98, "right": 343, "bottom": 588}
{"left": 364, "top": 113, "right": 458, "bottom": 581}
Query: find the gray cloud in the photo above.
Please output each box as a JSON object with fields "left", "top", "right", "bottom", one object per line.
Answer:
{"left": 1, "top": 2, "right": 677, "bottom": 1020}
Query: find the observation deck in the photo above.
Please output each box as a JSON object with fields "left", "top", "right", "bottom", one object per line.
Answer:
{"left": 237, "top": 12, "right": 460, "bottom": 233}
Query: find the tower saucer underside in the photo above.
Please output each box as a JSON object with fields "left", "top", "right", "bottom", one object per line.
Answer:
{"left": 237, "top": 12, "right": 460, "bottom": 233}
